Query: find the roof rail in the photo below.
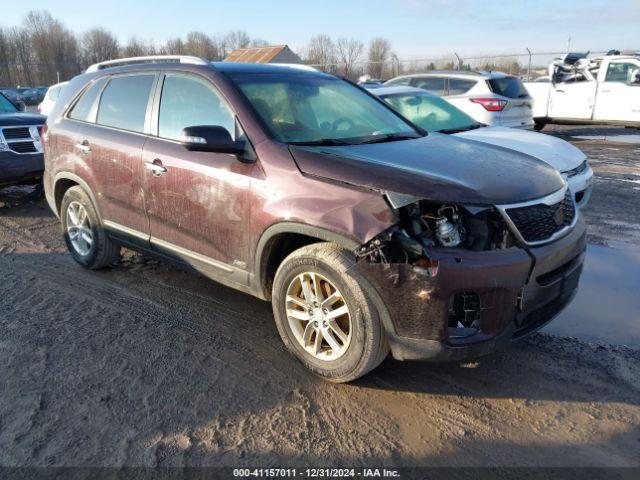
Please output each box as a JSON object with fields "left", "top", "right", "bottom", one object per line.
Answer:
{"left": 405, "top": 70, "right": 485, "bottom": 76}
{"left": 86, "top": 55, "right": 209, "bottom": 73}
{"left": 271, "top": 63, "right": 318, "bottom": 72}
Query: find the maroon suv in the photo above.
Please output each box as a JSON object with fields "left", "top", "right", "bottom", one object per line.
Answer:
{"left": 43, "top": 56, "right": 586, "bottom": 382}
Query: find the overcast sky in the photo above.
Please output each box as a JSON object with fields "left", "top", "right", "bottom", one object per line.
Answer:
{"left": 2, "top": 0, "right": 639, "bottom": 59}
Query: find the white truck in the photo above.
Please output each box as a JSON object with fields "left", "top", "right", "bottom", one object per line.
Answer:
{"left": 525, "top": 52, "right": 640, "bottom": 130}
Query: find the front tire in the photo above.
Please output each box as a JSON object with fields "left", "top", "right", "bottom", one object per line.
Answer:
{"left": 60, "top": 186, "right": 120, "bottom": 269}
{"left": 534, "top": 120, "right": 546, "bottom": 131}
{"left": 272, "top": 243, "right": 389, "bottom": 382}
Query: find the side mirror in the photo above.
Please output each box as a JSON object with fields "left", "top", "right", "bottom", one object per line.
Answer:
{"left": 180, "top": 125, "right": 245, "bottom": 154}
{"left": 15, "top": 101, "right": 26, "bottom": 112}
{"left": 629, "top": 69, "right": 640, "bottom": 85}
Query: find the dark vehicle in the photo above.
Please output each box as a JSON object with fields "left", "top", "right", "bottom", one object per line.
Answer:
{"left": 0, "top": 91, "right": 46, "bottom": 187}
{"left": 43, "top": 56, "right": 586, "bottom": 382}
{"left": 16, "top": 87, "right": 46, "bottom": 106}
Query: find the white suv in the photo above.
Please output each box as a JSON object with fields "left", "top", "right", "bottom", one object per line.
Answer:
{"left": 385, "top": 71, "right": 534, "bottom": 129}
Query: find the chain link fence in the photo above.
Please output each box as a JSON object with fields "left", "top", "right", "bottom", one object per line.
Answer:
{"left": 0, "top": 49, "right": 625, "bottom": 89}
{"left": 309, "top": 50, "right": 616, "bottom": 81}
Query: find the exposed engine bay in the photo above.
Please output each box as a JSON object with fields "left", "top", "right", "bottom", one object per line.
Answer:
{"left": 355, "top": 195, "right": 519, "bottom": 339}
{"left": 356, "top": 196, "right": 516, "bottom": 265}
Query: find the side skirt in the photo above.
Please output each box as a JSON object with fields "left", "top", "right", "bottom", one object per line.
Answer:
{"left": 102, "top": 220, "right": 263, "bottom": 300}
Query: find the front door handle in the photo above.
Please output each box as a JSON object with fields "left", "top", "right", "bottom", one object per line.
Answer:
{"left": 600, "top": 89, "right": 611, "bottom": 93}
{"left": 145, "top": 159, "right": 167, "bottom": 177}
{"left": 75, "top": 140, "right": 91, "bottom": 154}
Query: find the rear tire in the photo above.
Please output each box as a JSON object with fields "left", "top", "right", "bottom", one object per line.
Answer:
{"left": 60, "top": 186, "right": 120, "bottom": 269}
{"left": 272, "top": 242, "right": 389, "bottom": 382}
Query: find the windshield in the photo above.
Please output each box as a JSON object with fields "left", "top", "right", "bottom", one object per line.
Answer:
{"left": 381, "top": 92, "right": 479, "bottom": 132}
{"left": 231, "top": 73, "right": 419, "bottom": 144}
{"left": 0, "top": 93, "right": 17, "bottom": 113}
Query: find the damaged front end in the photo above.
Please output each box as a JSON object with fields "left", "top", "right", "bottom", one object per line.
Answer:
{"left": 353, "top": 192, "right": 539, "bottom": 360}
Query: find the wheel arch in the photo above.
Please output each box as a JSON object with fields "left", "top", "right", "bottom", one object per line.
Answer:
{"left": 253, "top": 222, "right": 360, "bottom": 300}
{"left": 53, "top": 172, "right": 100, "bottom": 218}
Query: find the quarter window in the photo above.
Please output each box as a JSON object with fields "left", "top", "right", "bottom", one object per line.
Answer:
{"left": 49, "top": 84, "right": 64, "bottom": 102}
{"left": 448, "top": 79, "right": 476, "bottom": 95}
{"left": 605, "top": 62, "right": 639, "bottom": 82}
{"left": 68, "top": 78, "right": 108, "bottom": 122}
{"left": 96, "top": 74, "right": 155, "bottom": 133}
{"left": 158, "top": 74, "right": 235, "bottom": 141}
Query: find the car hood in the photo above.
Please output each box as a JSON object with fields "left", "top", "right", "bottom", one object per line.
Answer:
{"left": 0, "top": 112, "right": 46, "bottom": 127}
{"left": 289, "top": 133, "right": 565, "bottom": 205}
{"left": 456, "top": 126, "right": 586, "bottom": 172}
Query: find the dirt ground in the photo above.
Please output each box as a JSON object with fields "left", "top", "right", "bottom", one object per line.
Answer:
{"left": 0, "top": 126, "right": 639, "bottom": 468}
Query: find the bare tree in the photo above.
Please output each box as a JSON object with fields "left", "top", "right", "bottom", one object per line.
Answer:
{"left": 162, "top": 38, "right": 186, "bottom": 55}
{"left": 222, "top": 30, "right": 251, "bottom": 56}
{"left": 122, "top": 37, "right": 151, "bottom": 57}
{"left": 184, "top": 31, "right": 222, "bottom": 60}
{"left": 249, "top": 38, "right": 269, "bottom": 48}
{"left": 0, "top": 28, "right": 15, "bottom": 86}
{"left": 7, "top": 27, "right": 34, "bottom": 86}
{"left": 305, "top": 34, "right": 336, "bottom": 71}
{"left": 478, "top": 57, "right": 521, "bottom": 75}
{"left": 368, "top": 37, "right": 391, "bottom": 79}
{"left": 23, "top": 10, "right": 80, "bottom": 84}
{"left": 336, "top": 38, "right": 363, "bottom": 78}
{"left": 80, "top": 28, "right": 119, "bottom": 66}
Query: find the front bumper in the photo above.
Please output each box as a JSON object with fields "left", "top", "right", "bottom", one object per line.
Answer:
{"left": 354, "top": 215, "right": 587, "bottom": 362}
{"left": 566, "top": 165, "right": 593, "bottom": 208}
{"left": 0, "top": 151, "right": 44, "bottom": 187}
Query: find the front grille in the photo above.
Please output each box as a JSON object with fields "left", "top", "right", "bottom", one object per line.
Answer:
{"left": 2, "top": 127, "right": 31, "bottom": 140}
{"left": 9, "top": 141, "right": 38, "bottom": 153}
{"left": 563, "top": 160, "right": 588, "bottom": 177}
{"left": 505, "top": 191, "right": 575, "bottom": 243}
{"left": 1, "top": 125, "right": 42, "bottom": 154}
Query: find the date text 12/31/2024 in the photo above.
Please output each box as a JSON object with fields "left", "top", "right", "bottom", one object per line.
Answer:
{"left": 233, "top": 468, "right": 401, "bottom": 478}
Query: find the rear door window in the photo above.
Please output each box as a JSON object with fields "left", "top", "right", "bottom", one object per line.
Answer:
{"left": 448, "top": 78, "right": 476, "bottom": 95}
{"left": 158, "top": 73, "right": 235, "bottom": 141}
{"left": 487, "top": 76, "right": 529, "bottom": 99}
{"left": 96, "top": 74, "right": 155, "bottom": 133}
{"left": 411, "top": 77, "right": 446, "bottom": 95}
{"left": 68, "top": 78, "right": 108, "bottom": 122}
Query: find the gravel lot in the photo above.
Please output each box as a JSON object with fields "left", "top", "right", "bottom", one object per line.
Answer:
{"left": 0, "top": 126, "right": 639, "bottom": 468}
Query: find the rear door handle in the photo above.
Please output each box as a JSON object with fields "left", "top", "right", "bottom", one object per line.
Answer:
{"left": 75, "top": 140, "right": 91, "bottom": 154}
{"left": 145, "top": 159, "right": 167, "bottom": 176}
{"left": 600, "top": 89, "right": 611, "bottom": 93}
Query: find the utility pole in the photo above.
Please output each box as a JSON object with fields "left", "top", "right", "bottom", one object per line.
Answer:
{"left": 526, "top": 48, "right": 532, "bottom": 81}
{"left": 566, "top": 36, "right": 571, "bottom": 53}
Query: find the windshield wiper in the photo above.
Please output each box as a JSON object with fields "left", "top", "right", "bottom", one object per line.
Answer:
{"left": 439, "top": 123, "right": 485, "bottom": 134}
{"left": 288, "top": 138, "right": 352, "bottom": 146}
{"left": 357, "top": 133, "right": 420, "bottom": 144}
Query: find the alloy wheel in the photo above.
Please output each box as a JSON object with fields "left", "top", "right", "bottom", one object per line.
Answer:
{"left": 66, "top": 201, "right": 93, "bottom": 256}
{"left": 285, "top": 271, "right": 352, "bottom": 361}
